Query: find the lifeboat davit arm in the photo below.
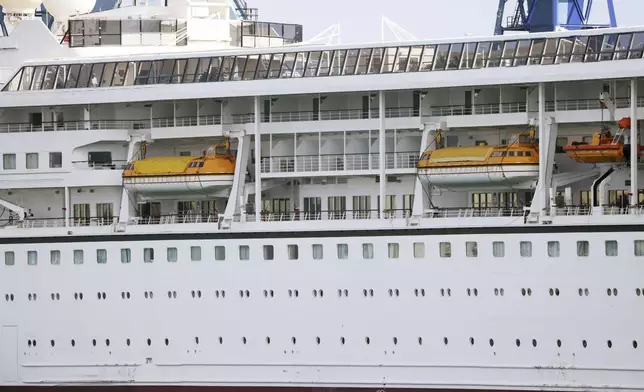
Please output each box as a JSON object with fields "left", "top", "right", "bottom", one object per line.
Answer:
{"left": 221, "top": 130, "right": 250, "bottom": 229}
{"left": 0, "top": 197, "right": 25, "bottom": 222}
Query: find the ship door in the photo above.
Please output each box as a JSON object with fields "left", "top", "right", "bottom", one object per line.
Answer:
{"left": 464, "top": 90, "right": 472, "bottom": 115}
{"left": 362, "top": 95, "right": 370, "bottom": 119}
{"left": 412, "top": 91, "right": 420, "bottom": 116}
{"left": 312, "top": 97, "right": 320, "bottom": 121}
{"left": 0, "top": 326, "right": 18, "bottom": 382}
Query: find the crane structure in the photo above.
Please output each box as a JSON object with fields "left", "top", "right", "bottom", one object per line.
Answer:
{"left": 495, "top": 0, "right": 617, "bottom": 35}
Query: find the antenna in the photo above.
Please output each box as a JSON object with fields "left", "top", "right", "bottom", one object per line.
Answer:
{"left": 381, "top": 16, "right": 417, "bottom": 43}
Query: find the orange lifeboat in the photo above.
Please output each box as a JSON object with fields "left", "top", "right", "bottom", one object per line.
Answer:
{"left": 562, "top": 117, "right": 641, "bottom": 164}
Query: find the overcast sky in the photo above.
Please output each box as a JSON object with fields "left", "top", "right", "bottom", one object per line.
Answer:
{"left": 259, "top": 0, "right": 643, "bottom": 43}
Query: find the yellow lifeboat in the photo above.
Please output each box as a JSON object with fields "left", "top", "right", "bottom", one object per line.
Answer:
{"left": 563, "top": 117, "right": 641, "bottom": 163}
{"left": 417, "top": 133, "right": 539, "bottom": 189}
{"left": 123, "top": 142, "right": 235, "bottom": 200}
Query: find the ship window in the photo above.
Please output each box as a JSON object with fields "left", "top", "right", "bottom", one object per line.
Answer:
{"left": 337, "top": 243, "right": 349, "bottom": 259}
{"left": 577, "top": 241, "right": 589, "bottom": 257}
{"left": 73, "top": 249, "right": 84, "bottom": 264}
{"left": 439, "top": 242, "right": 451, "bottom": 258}
{"left": 312, "top": 244, "right": 323, "bottom": 260}
{"left": 263, "top": 245, "right": 274, "bottom": 260}
{"left": 26, "top": 251, "right": 37, "bottom": 266}
{"left": 413, "top": 242, "right": 425, "bottom": 258}
{"left": 466, "top": 242, "right": 478, "bottom": 257}
{"left": 239, "top": 245, "right": 250, "bottom": 260}
{"left": 547, "top": 241, "right": 560, "bottom": 257}
{"left": 4, "top": 251, "right": 14, "bottom": 266}
{"left": 26, "top": 153, "right": 39, "bottom": 169}
{"left": 520, "top": 241, "right": 532, "bottom": 257}
{"left": 634, "top": 240, "right": 644, "bottom": 256}
{"left": 49, "top": 152, "right": 62, "bottom": 168}
{"left": 96, "top": 249, "right": 107, "bottom": 264}
{"left": 287, "top": 245, "right": 299, "bottom": 260}
{"left": 605, "top": 240, "right": 618, "bottom": 257}
{"left": 167, "top": 247, "right": 178, "bottom": 262}
{"left": 214, "top": 246, "right": 226, "bottom": 261}
{"left": 492, "top": 242, "right": 505, "bottom": 257}
{"left": 3, "top": 154, "right": 16, "bottom": 170}
{"left": 388, "top": 243, "right": 399, "bottom": 259}
{"left": 190, "top": 246, "right": 201, "bottom": 261}
{"left": 362, "top": 243, "right": 374, "bottom": 259}
{"left": 121, "top": 248, "right": 131, "bottom": 263}
{"left": 50, "top": 250, "right": 61, "bottom": 265}
{"left": 144, "top": 248, "right": 154, "bottom": 263}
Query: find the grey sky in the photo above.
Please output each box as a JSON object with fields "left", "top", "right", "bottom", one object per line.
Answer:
{"left": 259, "top": 0, "right": 643, "bottom": 43}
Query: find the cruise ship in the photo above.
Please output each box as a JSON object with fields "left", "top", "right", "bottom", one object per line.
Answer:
{"left": 1, "top": 0, "right": 644, "bottom": 390}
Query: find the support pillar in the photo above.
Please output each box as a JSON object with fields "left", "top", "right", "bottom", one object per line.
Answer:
{"left": 254, "top": 96, "right": 261, "bottom": 222}
{"left": 538, "top": 82, "right": 547, "bottom": 212}
{"left": 64, "top": 186, "right": 70, "bottom": 227}
{"left": 631, "top": 78, "right": 639, "bottom": 208}
{"left": 83, "top": 105, "right": 90, "bottom": 130}
{"left": 378, "top": 91, "right": 386, "bottom": 219}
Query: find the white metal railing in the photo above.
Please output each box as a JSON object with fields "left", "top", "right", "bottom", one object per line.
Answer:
{"left": 601, "top": 206, "right": 644, "bottom": 216}
{"left": 71, "top": 160, "right": 127, "bottom": 170}
{"left": 17, "top": 217, "right": 117, "bottom": 228}
{"left": 151, "top": 115, "right": 222, "bottom": 128}
{"left": 423, "top": 208, "right": 525, "bottom": 218}
{"left": 260, "top": 153, "right": 418, "bottom": 174}
{"left": 554, "top": 206, "right": 592, "bottom": 216}
{"left": 131, "top": 214, "right": 220, "bottom": 225}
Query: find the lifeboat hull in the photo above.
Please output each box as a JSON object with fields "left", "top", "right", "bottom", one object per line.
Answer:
{"left": 123, "top": 174, "right": 234, "bottom": 200}
{"left": 418, "top": 164, "right": 539, "bottom": 189}
{"left": 562, "top": 144, "right": 624, "bottom": 164}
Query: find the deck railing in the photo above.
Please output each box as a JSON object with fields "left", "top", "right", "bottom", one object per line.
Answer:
{"left": 260, "top": 152, "right": 419, "bottom": 174}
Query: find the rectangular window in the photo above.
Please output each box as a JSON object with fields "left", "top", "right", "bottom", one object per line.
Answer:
{"left": 605, "top": 240, "right": 618, "bottom": 257}
{"left": 3, "top": 154, "right": 16, "bottom": 170}
{"left": 239, "top": 245, "right": 250, "bottom": 260}
{"left": 466, "top": 241, "right": 478, "bottom": 257}
{"left": 4, "top": 251, "right": 14, "bottom": 266}
{"left": 167, "top": 247, "right": 178, "bottom": 262}
{"left": 547, "top": 241, "right": 560, "bottom": 257}
{"left": 96, "top": 249, "right": 107, "bottom": 264}
{"left": 144, "top": 248, "right": 154, "bottom": 263}
{"left": 26, "top": 153, "right": 39, "bottom": 169}
{"left": 288, "top": 244, "right": 299, "bottom": 260}
{"left": 49, "top": 152, "right": 62, "bottom": 168}
{"left": 492, "top": 241, "right": 505, "bottom": 257}
{"left": 635, "top": 240, "right": 644, "bottom": 257}
{"left": 413, "top": 242, "right": 425, "bottom": 258}
{"left": 121, "top": 248, "right": 131, "bottom": 263}
{"left": 190, "top": 246, "right": 201, "bottom": 261}
{"left": 337, "top": 243, "right": 348, "bottom": 259}
{"left": 214, "top": 246, "right": 226, "bottom": 261}
{"left": 263, "top": 245, "right": 274, "bottom": 260}
{"left": 439, "top": 242, "right": 451, "bottom": 258}
{"left": 312, "top": 244, "right": 323, "bottom": 260}
{"left": 50, "top": 250, "right": 61, "bottom": 265}
{"left": 73, "top": 249, "right": 84, "bottom": 264}
{"left": 388, "top": 243, "right": 399, "bottom": 259}
{"left": 27, "top": 251, "right": 37, "bottom": 266}
{"left": 362, "top": 243, "right": 374, "bottom": 259}
{"left": 577, "top": 241, "right": 589, "bottom": 257}
{"left": 520, "top": 241, "right": 532, "bottom": 257}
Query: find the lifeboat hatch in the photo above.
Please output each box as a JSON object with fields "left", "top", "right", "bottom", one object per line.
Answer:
{"left": 0, "top": 326, "right": 18, "bottom": 382}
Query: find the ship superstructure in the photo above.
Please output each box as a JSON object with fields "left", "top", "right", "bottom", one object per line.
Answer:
{"left": 1, "top": 1, "right": 644, "bottom": 391}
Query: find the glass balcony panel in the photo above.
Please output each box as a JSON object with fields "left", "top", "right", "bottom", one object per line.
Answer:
{"left": 255, "top": 54, "right": 270, "bottom": 79}
{"left": 614, "top": 33, "right": 633, "bottom": 59}
{"left": 446, "top": 43, "right": 463, "bottom": 70}
{"left": 101, "top": 63, "right": 116, "bottom": 87}
{"left": 171, "top": 59, "right": 186, "bottom": 83}
{"left": 135, "top": 61, "right": 152, "bottom": 85}
{"left": 570, "top": 36, "right": 588, "bottom": 62}
{"left": 3, "top": 69, "right": 22, "bottom": 92}
{"left": 280, "top": 52, "right": 296, "bottom": 77}
{"left": 76, "top": 63, "right": 93, "bottom": 88}
{"left": 407, "top": 46, "right": 423, "bottom": 71}
{"left": 292, "top": 52, "right": 307, "bottom": 77}
{"left": 487, "top": 42, "right": 503, "bottom": 67}
{"left": 218, "top": 57, "right": 234, "bottom": 81}
{"left": 147, "top": 61, "right": 163, "bottom": 84}
{"left": 630, "top": 32, "right": 644, "bottom": 59}
{"left": 460, "top": 42, "right": 477, "bottom": 69}
{"left": 394, "top": 46, "right": 410, "bottom": 72}
{"left": 123, "top": 62, "right": 136, "bottom": 86}
{"left": 529, "top": 39, "right": 545, "bottom": 64}
{"left": 30, "top": 66, "right": 46, "bottom": 90}
{"left": 154, "top": 59, "right": 174, "bottom": 84}
{"left": 555, "top": 37, "right": 574, "bottom": 64}
{"left": 195, "top": 58, "right": 210, "bottom": 82}
{"left": 317, "top": 51, "right": 332, "bottom": 76}
{"left": 541, "top": 38, "right": 558, "bottom": 64}
{"left": 42, "top": 66, "right": 58, "bottom": 90}
{"left": 599, "top": 34, "right": 617, "bottom": 61}
{"left": 382, "top": 47, "right": 397, "bottom": 73}
{"left": 183, "top": 58, "right": 200, "bottom": 82}
{"left": 305, "top": 51, "right": 321, "bottom": 77}
{"left": 584, "top": 35, "right": 602, "bottom": 62}
{"left": 90, "top": 63, "right": 105, "bottom": 87}
{"left": 514, "top": 40, "right": 531, "bottom": 66}
{"left": 243, "top": 55, "right": 259, "bottom": 80}
{"left": 355, "top": 48, "right": 372, "bottom": 74}
{"left": 420, "top": 45, "right": 435, "bottom": 70}
{"left": 502, "top": 41, "right": 518, "bottom": 59}
{"left": 433, "top": 44, "right": 450, "bottom": 70}
{"left": 267, "top": 53, "right": 283, "bottom": 78}
{"left": 343, "top": 49, "right": 359, "bottom": 75}
{"left": 207, "top": 57, "right": 221, "bottom": 81}
{"left": 369, "top": 48, "right": 383, "bottom": 73}
{"left": 54, "top": 65, "right": 67, "bottom": 89}
{"left": 473, "top": 42, "right": 490, "bottom": 68}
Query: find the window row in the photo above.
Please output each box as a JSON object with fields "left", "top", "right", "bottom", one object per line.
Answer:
{"left": 5, "top": 31, "right": 644, "bottom": 91}
{"left": 0, "top": 152, "right": 62, "bottom": 170}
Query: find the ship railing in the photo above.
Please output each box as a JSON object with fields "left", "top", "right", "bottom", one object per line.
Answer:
{"left": 601, "top": 205, "right": 644, "bottom": 215}
{"left": 239, "top": 209, "right": 413, "bottom": 222}
{"left": 553, "top": 206, "right": 592, "bottom": 216}
{"left": 423, "top": 208, "right": 525, "bottom": 218}
{"left": 72, "top": 160, "right": 128, "bottom": 170}
{"left": 150, "top": 115, "right": 223, "bottom": 128}
{"left": 0, "top": 120, "right": 135, "bottom": 133}
{"left": 13, "top": 216, "right": 117, "bottom": 229}
{"left": 260, "top": 152, "right": 418, "bottom": 174}
{"left": 130, "top": 214, "right": 220, "bottom": 225}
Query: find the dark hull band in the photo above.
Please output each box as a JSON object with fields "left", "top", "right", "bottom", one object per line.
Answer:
{"left": 0, "top": 386, "right": 570, "bottom": 392}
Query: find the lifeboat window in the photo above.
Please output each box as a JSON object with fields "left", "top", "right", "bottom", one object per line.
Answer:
{"left": 605, "top": 240, "right": 618, "bottom": 257}
{"left": 4, "top": 251, "right": 14, "bottom": 266}
{"left": 214, "top": 246, "right": 226, "bottom": 261}
{"left": 520, "top": 241, "right": 532, "bottom": 257}
{"left": 439, "top": 242, "right": 452, "bottom": 258}
{"left": 166, "top": 247, "right": 178, "bottom": 263}
{"left": 362, "top": 243, "right": 374, "bottom": 259}
{"left": 508, "top": 151, "right": 515, "bottom": 157}
{"left": 634, "top": 240, "right": 644, "bottom": 256}
{"left": 577, "top": 241, "right": 589, "bottom": 257}
{"left": 388, "top": 243, "right": 400, "bottom": 259}
{"left": 466, "top": 242, "right": 478, "bottom": 257}
{"left": 517, "top": 151, "right": 524, "bottom": 157}
{"left": 73, "top": 249, "right": 84, "bottom": 265}
{"left": 263, "top": 245, "right": 274, "bottom": 261}
{"left": 188, "top": 162, "right": 194, "bottom": 168}
{"left": 413, "top": 243, "right": 425, "bottom": 258}
{"left": 525, "top": 151, "right": 532, "bottom": 157}
{"left": 337, "top": 244, "right": 349, "bottom": 259}
{"left": 287, "top": 245, "right": 299, "bottom": 260}
{"left": 50, "top": 250, "right": 61, "bottom": 265}
{"left": 121, "top": 249, "right": 131, "bottom": 264}
{"left": 198, "top": 162, "right": 205, "bottom": 168}
{"left": 492, "top": 242, "right": 505, "bottom": 257}
{"left": 312, "top": 244, "right": 323, "bottom": 260}
{"left": 96, "top": 249, "right": 107, "bottom": 264}
{"left": 27, "top": 251, "right": 37, "bottom": 266}
{"left": 191, "top": 246, "right": 202, "bottom": 262}
{"left": 239, "top": 245, "right": 250, "bottom": 261}
{"left": 144, "top": 248, "right": 155, "bottom": 263}
{"left": 547, "top": 241, "right": 560, "bottom": 258}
